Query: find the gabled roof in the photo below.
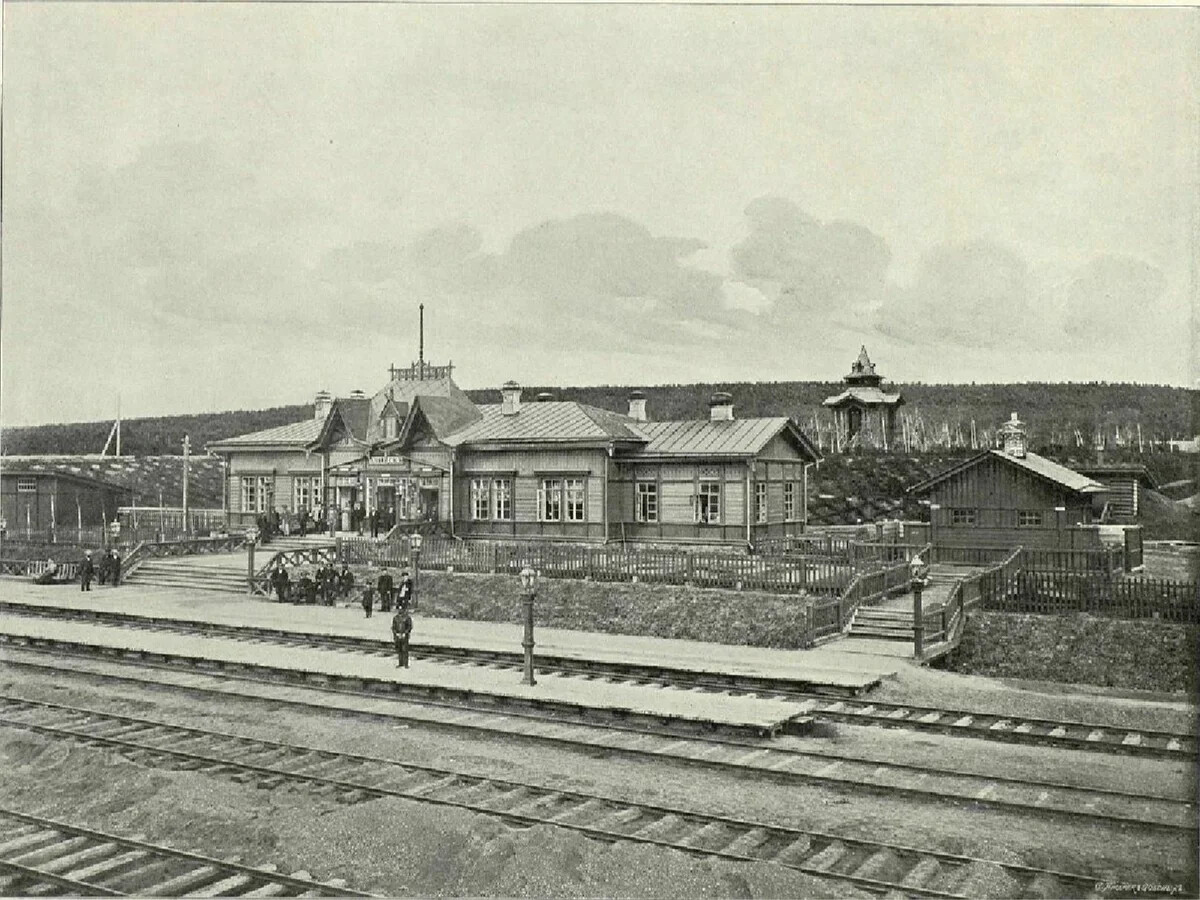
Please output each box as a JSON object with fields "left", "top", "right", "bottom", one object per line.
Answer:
{"left": 308, "top": 397, "right": 373, "bottom": 449}
{"left": 209, "top": 418, "right": 324, "bottom": 448}
{"left": 443, "top": 401, "right": 647, "bottom": 447}
{"left": 632, "top": 417, "right": 820, "bottom": 460}
{"left": 388, "top": 394, "right": 483, "bottom": 449}
{"left": 1071, "top": 463, "right": 1159, "bottom": 490}
{"left": 821, "top": 387, "right": 905, "bottom": 408}
{"left": 364, "top": 376, "right": 475, "bottom": 444}
{"left": 909, "top": 449, "right": 1107, "bottom": 496}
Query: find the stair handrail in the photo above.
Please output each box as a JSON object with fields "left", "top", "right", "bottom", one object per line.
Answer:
{"left": 118, "top": 541, "right": 149, "bottom": 582}
{"left": 251, "top": 543, "right": 339, "bottom": 596}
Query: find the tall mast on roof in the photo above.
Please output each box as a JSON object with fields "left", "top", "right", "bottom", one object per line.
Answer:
{"left": 419, "top": 303, "right": 425, "bottom": 378}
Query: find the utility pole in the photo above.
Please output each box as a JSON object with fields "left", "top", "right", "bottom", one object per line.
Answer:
{"left": 182, "top": 435, "right": 191, "bottom": 535}
{"left": 116, "top": 395, "right": 122, "bottom": 457}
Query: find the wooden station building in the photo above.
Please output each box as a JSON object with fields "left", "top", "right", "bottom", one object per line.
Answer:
{"left": 211, "top": 359, "right": 821, "bottom": 547}
{"left": 0, "top": 463, "right": 131, "bottom": 533}
{"left": 909, "top": 413, "right": 1109, "bottom": 548}
{"left": 822, "top": 347, "right": 904, "bottom": 451}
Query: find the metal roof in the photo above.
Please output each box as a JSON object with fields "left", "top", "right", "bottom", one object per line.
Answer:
{"left": 1071, "top": 463, "right": 1159, "bottom": 490}
{"left": 634, "top": 417, "right": 798, "bottom": 457}
{"left": 444, "top": 401, "right": 646, "bottom": 446}
{"left": 821, "top": 387, "right": 904, "bottom": 408}
{"left": 209, "top": 418, "right": 323, "bottom": 447}
{"left": 910, "top": 449, "right": 1107, "bottom": 496}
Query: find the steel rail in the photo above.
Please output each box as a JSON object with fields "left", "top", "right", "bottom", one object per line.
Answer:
{"left": 1, "top": 647, "right": 1195, "bottom": 838}
{"left": 2, "top": 600, "right": 1191, "bottom": 761}
{"left": 0, "top": 696, "right": 1126, "bottom": 900}
{"left": 0, "top": 806, "right": 372, "bottom": 897}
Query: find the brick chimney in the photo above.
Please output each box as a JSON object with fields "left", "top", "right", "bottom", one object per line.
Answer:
{"left": 628, "top": 390, "right": 647, "bottom": 422}
{"left": 314, "top": 390, "right": 333, "bottom": 421}
{"left": 500, "top": 380, "right": 522, "bottom": 416}
{"left": 998, "top": 412, "right": 1027, "bottom": 458}
{"left": 709, "top": 391, "right": 734, "bottom": 422}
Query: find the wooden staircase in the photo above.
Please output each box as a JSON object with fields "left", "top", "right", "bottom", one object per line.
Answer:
{"left": 847, "top": 607, "right": 915, "bottom": 641}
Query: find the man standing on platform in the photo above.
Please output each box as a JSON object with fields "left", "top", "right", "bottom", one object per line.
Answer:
{"left": 391, "top": 603, "right": 412, "bottom": 668}
{"left": 397, "top": 569, "right": 413, "bottom": 611}
{"left": 361, "top": 583, "right": 375, "bottom": 618}
{"left": 109, "top": 549, "right": 122, "bottom": 587}
{"left": 270, "top": 564, "right": 290, "bottom": 603}
{"left": 377, "top": 567, "right": 394, "bottom": 612}
{"left": 298, "top": 506, "right": 308, "bottom": 537}
{"left": 80, "top": 551, "right": 94, "bottom": 592}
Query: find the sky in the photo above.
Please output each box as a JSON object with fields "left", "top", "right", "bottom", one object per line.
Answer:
{"left": 2, "top": 4, "right": 1197, "bottom": 427}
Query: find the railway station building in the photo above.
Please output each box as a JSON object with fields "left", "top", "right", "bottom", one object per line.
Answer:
{"left": 210, "top": 363, "right": 821, "bottom": 547}
{"left": 908, "top": 413, "right": 1111, "bottom": 549}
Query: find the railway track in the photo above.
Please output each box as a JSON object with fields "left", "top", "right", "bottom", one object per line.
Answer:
{"left": 0, "top": 805, "right": 369, "bottom": 897}
{"left": 0, "top": 695, "right": 1131, "bottom": 899}
{"left": 1, "top": 600, "right": 1193, "bottom": 761}
{"left": 2, "top": 648, "right": 1195, "bottom": 837}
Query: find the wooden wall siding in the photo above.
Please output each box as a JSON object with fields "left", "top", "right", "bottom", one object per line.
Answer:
{"left": 1096, "top": 478, "right": 1136, "bottom": 518}
{"left": 226, "top": 450, "right": 317, "bottom": 475}
{"left": 929, "top": 455, "right": 1067, "bottom": 512}
{"left": 760, "top": 433, "right": 807, "bottom": 462}
{"left": 457, "top": 448, "right": 606, "bottom": 478}
{"left": 1, "top": 476, "right": 124, "bottom": 530}
{"left": 661, "top": 481, "right": 695, "bottom": 524}
{"left": 726, "top": 481, "right": 746, "bottom": 526}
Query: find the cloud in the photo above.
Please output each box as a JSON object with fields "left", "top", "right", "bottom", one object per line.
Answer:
{"left": 875, "top": 240, "right": 1038, "bottom": 348}
{"left": 1062, "top": 254, "right": 1168, "bottom": 343}
{"left": 730, "top": 196, "right": 892, "bottom": 324}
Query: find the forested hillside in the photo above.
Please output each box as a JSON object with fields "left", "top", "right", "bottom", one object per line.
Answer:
{"left": 2, "top": 382, "right": 1194, "bottom": 457}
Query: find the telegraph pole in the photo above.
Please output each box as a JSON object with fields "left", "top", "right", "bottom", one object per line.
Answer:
{"left": 182, "top": 435, "right": 191, "bottom": 535}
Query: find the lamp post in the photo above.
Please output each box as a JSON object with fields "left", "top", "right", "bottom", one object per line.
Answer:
{"left": 909, "top": 553, "right": 929, "bottom": 660}
{"left": 246, "top": 526, "right": 260, "bottom": 594}
{"left": 519, "top": 566, "right": 538, "bottom": 686}
{"left": 409, "top": 532, "right": 423, "bottom": 610}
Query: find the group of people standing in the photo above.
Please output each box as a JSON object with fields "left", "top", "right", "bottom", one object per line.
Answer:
{"left": 268, "top": 562, "right": 355, "bottom": 605}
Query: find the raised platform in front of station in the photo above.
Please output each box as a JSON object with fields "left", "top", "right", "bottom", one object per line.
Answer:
{"left": 0, "top": 605, "right": 817, "bottom": 739}
{"left": 0, "top": 580, "right": 901, "bottom": 696}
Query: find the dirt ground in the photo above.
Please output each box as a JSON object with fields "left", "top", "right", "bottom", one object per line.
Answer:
{"left": 0, "top": 665, "right": 1195, "bottom": 898}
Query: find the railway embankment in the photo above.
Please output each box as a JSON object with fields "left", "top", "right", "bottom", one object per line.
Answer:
{"left": 947, "top": 611, "right": 1198, "bottom": 693}
{"left": 415, "top": 570, "right": 820, "bottom": 649}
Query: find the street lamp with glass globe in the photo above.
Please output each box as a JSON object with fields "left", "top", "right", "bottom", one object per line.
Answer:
{"left": 519, "top": 566, "right": 538, "bottom": 686}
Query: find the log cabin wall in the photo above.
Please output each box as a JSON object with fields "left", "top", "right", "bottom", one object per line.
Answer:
{"left": 927, "top": 453, "right": 1095, "bottom": 549}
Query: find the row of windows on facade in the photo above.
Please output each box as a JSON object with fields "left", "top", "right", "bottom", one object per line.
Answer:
{"left": 948, "top": 508, "right": 1045, "bottom": 527}
{"left": 240, "top": 475, "right": 805, "bottom": 525}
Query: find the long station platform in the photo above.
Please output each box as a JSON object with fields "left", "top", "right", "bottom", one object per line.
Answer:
{"left": 0, "top": 580, "right": 905, "bottom": 738}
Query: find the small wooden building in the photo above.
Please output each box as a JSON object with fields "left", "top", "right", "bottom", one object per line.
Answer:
{"left": 822, "top": 347, "right": 904, "bottom": 451}
{"left": 909, "top": 414, "right": 1108, "bottom": 549}
{"left": 0, "top": 465, "right": 131, "bottom": 533}
{"left": 1069, "top": 463, "right": 1158, "bottom": 521}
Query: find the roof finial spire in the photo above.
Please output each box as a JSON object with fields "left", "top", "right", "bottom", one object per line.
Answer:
{"left": 419, "top": 303, "right": 425, "bottom": 375}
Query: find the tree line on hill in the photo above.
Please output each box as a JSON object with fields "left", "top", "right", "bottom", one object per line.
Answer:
{"left": 2, "top": 382, "right": 1193, "bottom": 459}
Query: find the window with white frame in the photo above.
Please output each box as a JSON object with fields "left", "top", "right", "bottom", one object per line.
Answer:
{"left": 636, "top": 482, "right": 658, "bottom": 523}
{"left": 1017, "top": 510, "right": 1043, "bottom": 527}
{"left": 783, "top": 482, "right": 796, "bottom": 521}
{"left": 565, "top": 478, "right": 586, "bottom": 522}
{"left": 695, "top": 481, "right": 721, "bottom": 524}
{"left": 492, "top": 479, "right": 512, "bottom": 521}
{"left": 241, "top": 476, "right": 274, "bottom": 513}
{"left": 383, "top": 417, "right": 398, "bottom": 440}
{"left": 538, "top": 478, "right": 562, "bottom": 522}
{"left": 950, "top": 508, "right": 976, "bottom": 526}
{"left": 16, "top": 477, "right": 37, "bottom": 493}
{"left": 292, "top": 476, "right": 320, "bottom": 511}
{"left": 470, "top": 478, "right": 490, "bottom": 520}
{"left": 755, "top": 482, "right": 768, "bottom": 523}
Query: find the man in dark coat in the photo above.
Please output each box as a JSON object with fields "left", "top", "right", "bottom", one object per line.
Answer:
{"left": 80, "top": 551, "right": 94, "bottom": 592}
{"left": 391, "top": 605, "right": 413, "bottom": 668}
{"left": 338, "top": 564, "right": 354, "bottom": 600}
{"left": 270, "top": 564, "right": 290, "bottom": 603}
{"left": 96, "top": 552, "right": 110, "bottom": 586}
{"left": 361, "top": 584, "right": 375, "bottom": 618}
{"left": 396, "top": 570, "right": 414, "bottom": 611}
{"left": 377, "top": 567, "right": 395, "bottom": 613}
{"left": 298, "top": 506, "right": 308, "bottom": 537}
{"left": 109, "top": 550, "right": 122, "bottom": 587}
{"left": 369, "top": 508, "right": 379, "bottom": 539}
{"left": 299, "top": 573, "right": 317, "bottom": 605}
